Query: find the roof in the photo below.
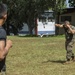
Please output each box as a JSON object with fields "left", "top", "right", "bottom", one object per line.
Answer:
{"left": 60, "top": 8, "right": 75, "bottom": 14}
{"left": 45, "top": 10, "right": 53, "bottom": 13}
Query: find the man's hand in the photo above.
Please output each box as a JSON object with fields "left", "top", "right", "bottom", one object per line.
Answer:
{"left": 67, "top": 25, "right": 75, "bottom": 34}
{"left": 0, "top": 40, "right": 12, "bottom": 61}
{"left": 66, "top": 24, "right": 71, "bottom": 28}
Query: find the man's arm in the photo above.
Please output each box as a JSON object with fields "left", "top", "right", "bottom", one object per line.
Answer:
{"left": 67, "top": 25, "right": 75, "bottom": 34}
{"left": 55, "top": 24, "right": 63, "bottom": 28}
{"left": 0, "top": 40, "right": 12, "bottom": 61}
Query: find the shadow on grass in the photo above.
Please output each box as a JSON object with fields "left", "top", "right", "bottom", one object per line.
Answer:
{"left": 42, "top": 60, "right": 66, "bottom": 64}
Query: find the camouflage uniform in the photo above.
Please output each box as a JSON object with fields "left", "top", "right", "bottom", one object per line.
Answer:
{"left": 63, "top": 25, "right": 75, "bottom": 61}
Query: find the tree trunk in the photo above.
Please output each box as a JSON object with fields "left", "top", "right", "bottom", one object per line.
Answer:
{"left": 55, "top": 12, "right": 59, "bottom": 35}
{"left": 6, "top": 21, "right": 10, "bottom": 35}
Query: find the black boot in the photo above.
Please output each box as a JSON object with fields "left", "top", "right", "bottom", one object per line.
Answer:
{"left": 71, "top": 56, "right": 75, "bottom": 61}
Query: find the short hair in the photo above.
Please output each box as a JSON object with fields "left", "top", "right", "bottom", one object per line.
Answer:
{"left": 64, "top": 21, "right": 70, "bottom": 25}
{"left": 0, "top": 3, "right": 7, "bottom": 19}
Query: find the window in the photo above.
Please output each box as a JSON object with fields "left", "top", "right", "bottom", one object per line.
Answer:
{"left": 61, "top": 16, "right": 71, "bottom": 22}
{"left": 39, "top": 17, "right": 46, "bottom": 22}
{"left": 48, "top": 17, "right": 55, "bottom": 22}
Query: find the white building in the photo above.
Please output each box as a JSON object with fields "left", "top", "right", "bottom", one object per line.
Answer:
{"left": 35, "top": 10, "right": 55, "bottom": 36}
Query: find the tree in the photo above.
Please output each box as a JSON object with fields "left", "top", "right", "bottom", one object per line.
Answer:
{"left": 0, "top": 0, "right": 66, "bottom": 35}
{"left": 69, "top": 0, "right": 75, "bottom": 7}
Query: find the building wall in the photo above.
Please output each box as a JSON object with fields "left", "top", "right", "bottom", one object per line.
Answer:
{"left": 58, "top": 12, "right": 75, "bottom": 34}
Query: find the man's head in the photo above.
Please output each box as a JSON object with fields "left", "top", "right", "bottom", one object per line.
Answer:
{"left": 0, "top": 3, "right": 7, "bottom": 26}
{"left": 64, "top": 21, "right": 70, "bottom": 28}
{"left": 0, "top": 3, "right": 7, "bottom": 19}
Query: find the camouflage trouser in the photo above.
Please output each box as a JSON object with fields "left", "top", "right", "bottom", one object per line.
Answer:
{"left": 65, "top": 39, "right": 75, "bottom": 61}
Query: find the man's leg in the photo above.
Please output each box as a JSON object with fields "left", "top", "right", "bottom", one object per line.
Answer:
{"left": 1, "top": 58, "right": 6, "bottom": 75}
{"left": 1, "top": 64, "right": 6, "bottom": 75}
{"left": 65, "top": 40, "right": 74, "bottom": 62}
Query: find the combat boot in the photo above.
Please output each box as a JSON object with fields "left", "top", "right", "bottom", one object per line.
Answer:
{"left": 63, "top": 59, "right": 73, "bottom": 64}
{"left": 72, "top": 56, "right": 75, "bottom": 61}
{"left": 1, "top": 71, "right": 6, "bottom": 75}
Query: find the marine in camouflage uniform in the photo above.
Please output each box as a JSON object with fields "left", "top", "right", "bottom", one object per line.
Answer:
{"left": 63, "top": 25, "right": 75, "bottom": 61}
{"left": 55, "top": 21, "right": 75, "bottom": 63}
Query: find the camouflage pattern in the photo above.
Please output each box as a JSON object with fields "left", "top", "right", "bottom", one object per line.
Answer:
{"left": 64, "top": 25, "right": 75, "bottom": 61}
{"left": 65, "top": 39, "right": 74, "bottom": 60}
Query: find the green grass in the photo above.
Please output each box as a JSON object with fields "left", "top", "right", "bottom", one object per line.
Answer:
{"left": 6, "top": 36, "right": 75, "bottom": 75}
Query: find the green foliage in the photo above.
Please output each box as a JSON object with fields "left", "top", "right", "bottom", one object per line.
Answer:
{"left": 54, "top": 0, "right": 66, "bottom": 12}
{"left": 69, "top": 0, "right": 75, "bottom": 7}
{"left": 0, "top": 0, "right": 66, "bottom": 34}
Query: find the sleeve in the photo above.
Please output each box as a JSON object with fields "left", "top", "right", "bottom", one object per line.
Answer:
{"left": 0, "top": 29, "right": 7, "bottom": 41}
{"left": 71, "top": 26, "right": 75, "bottom": 30}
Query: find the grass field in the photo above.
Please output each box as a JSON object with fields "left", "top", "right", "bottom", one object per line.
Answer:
{"left": 6, "top": 35, "right": 75, "bottom": 75}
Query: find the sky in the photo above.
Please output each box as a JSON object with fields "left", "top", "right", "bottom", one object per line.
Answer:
{"left": 66, "top": 0, "right": 69, "bottom": 8}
